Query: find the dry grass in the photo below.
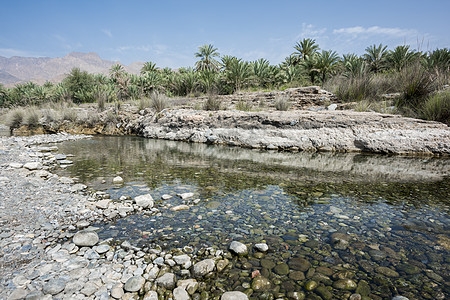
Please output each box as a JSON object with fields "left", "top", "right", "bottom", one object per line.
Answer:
{"left": 274, "top": 95, "right": 291, "bottom": 111}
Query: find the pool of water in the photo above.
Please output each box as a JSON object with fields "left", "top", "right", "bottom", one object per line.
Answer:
{"left": 56, "top": 136, "right": 449, "bottom": 299}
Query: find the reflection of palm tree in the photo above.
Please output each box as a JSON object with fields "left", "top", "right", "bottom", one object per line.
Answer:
{"left": 364, "top": 44, "right": 388, "bottom": 73}
{"left": 195, "top": 44, "right": 220, "bottom": 72}
{"left": 294, "top": 38, "right": 320, "bottom": 62}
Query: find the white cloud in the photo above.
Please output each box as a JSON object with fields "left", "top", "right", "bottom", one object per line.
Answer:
{"left": 102, "top": 29, "right": 113, "bottom": 38}
{"left": 295, "top": 23, "right": 327, "bottom": 41}
{"left": 333, "top": 26, "right": 419, "bottom": 38}
{"left": 0, "top": 48, "right": 33, "bottom": 57}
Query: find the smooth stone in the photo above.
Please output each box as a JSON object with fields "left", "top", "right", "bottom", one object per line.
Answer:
{"left": 161, "top": 194, "right": 172, "bottom": 200}
{"left": 305, "top": 280, "right": 318, "bottom": 291}
{"left": 113, "top": 176, "right": 124, "bottom": 183}
{"left": 24, "top": 162, "right": 42, "bottom": 170}
{"left": 8, "top": 289, "right": 28, "bottom": 300}
{"left": 254, "top": 243, "right": 269, "bottom": 252}
{"left": 171, "top": 205, "right": 190, "bottom": 211}
{"left": 316, "top": 285, "right": 332, "bottom": 300}
{"left": 134, "top": 194, "right": 154, "bottom": 208}
{"left": 95, "top": 199, "right": 110, "bottom": 209}
{"left": 173, "top": 287, "right": 190, "bottom": 300}
{"left": 177, "top": 192, "right": 194, "bottom": 199}
{"left": 143, "top": 291, "right": 158, "bottom": 300}
{"left": 261, "top": 259, "right": 276, "bottom": 269}
{"left": 289, "top": 271, "right": 305, "bottom": 281}
{"left": 173, "top": 254, "right": 191, "bottom": 267}
{"left": 80, "top": 282, "right": 98, "bottom": 296}
{"left": 9, "top": 162, "right": 23, "bottom": 168}
{"left": 397, "top": 264, "right": 421, "bottom": 275}
{"left": 155, "top": 273, "right": 176, "bottom": 289}
{"left": 73, "top": 231, "right": 99, "bottom": 247}
{"left": 251, "top": 276, "right": 271, "bottom": 291}
{"left": 286, "top": 291, "right": 306, "bottom": 300}
{"left": 331, "top": 233, "right": 350, "bottom": 250}
{"left": 43, "top": 278, "right": 66, "bottom": 295}
{"left": 333, "top": 279, "right": 357, "bottom": 290}
{"left": 289, "top": 257, "right": 311, "bottom": 272}
{"left": 376, "top": 266, "right": 399, "bottom": 277}
{"left": 94, "top": 244, "right": 110, "bottom": 254}
{"left": 59, "top": 177, "right": 74, "bottom": 184}
{"left": 229, "top": 241, "right": 248, "bottom": 255}
{"left": 111, "top": 284, "right": 125, "bottom": 299}
{"left": 392, "top": 297, "right": 410, "bottom": 300}
{"left": 177, "top": 279, "right": 198, "bottom": 295}
{"left": 55, "top": 154, "right": 67, "bottom": 160}
{"left": 221, "top": 291, "right": 248, "bottom": 300}
{"left": 274, "top": 263, "right": 289, "bottom": 275}
{"left": 59, "top": 160, "right": 73, "bottom": 164}
{"left": 124, "top": 276, "right": 145, "bottom": 293}
{"left": 216, "top": 259, "right": 229, "bottom": 272}
{"left": 193, "top": 259, "right": 215, "bottom": 277}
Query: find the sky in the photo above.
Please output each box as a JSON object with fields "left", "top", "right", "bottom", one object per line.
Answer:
{"left": 1, "top": 0, "right": 449, "bottom": 68}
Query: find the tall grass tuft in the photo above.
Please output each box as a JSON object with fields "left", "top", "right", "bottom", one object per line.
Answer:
{"left": 396, "top": 62, "right": 436, "bottom": 107}
{"left": 23, "top": 108, "right": 40, "bottom": 128}
{"left": 5, "top": 109, "right": 24, "bottom": 130}
{"left": 274, "top": 95, "right": 291, "bottom": 111}
{"left": 235, "top": 100, "right": 253, "bottom": 111}
{"left": 150, "top": 92, "right": 169, "bottom": 112}
{"left": 203, "top": 94, "right": 221, "bottom": 111}
{"left": 421, "top": 91, "right": 450, "bottom": 124}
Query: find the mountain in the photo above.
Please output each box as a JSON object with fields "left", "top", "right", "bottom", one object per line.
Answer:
{"left": 0, "top": 52, "right": 144, "bottom": 87}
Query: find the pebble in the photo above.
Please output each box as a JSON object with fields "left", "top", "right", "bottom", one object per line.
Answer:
{"left": 229, "top": 241, "right": 248, "bottom": 255}
{"left": 73, "top": 231, "right": 99, "bottom": 247}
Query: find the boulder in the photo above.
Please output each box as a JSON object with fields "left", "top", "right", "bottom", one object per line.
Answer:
{"left": 193, "top": 259, "right": 215, "bottom": 277}
{"left": 73, "top": 231, "right": 99, "bottom": 247}
{"left": 134, "top": 194, "right": 154, "bottom": 208}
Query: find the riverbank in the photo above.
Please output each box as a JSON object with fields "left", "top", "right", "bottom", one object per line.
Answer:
{"left": 0, "top": 134, "right": 251, "bottom": 300}
{"left": 7, "top": 104, "right": 450, "bottom": 156}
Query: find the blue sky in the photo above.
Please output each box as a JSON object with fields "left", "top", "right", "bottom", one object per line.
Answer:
{"left": 1, "top": 0, "right": 449, "bottom": 68}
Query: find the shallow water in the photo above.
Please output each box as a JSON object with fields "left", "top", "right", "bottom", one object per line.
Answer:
{"left": 56, "top": 136, "right": 450, "bottom": 299}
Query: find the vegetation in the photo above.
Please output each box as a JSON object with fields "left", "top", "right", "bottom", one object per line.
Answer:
{"left": 0, "top": 39, "right": 449, "bottom": 124}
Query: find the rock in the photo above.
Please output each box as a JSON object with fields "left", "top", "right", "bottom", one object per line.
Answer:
{"left": 59, "top": 159, "right": 73, "bottom": 164}
{"left": 9, "top": 162, "right": 23, "bottom": 168}
{"left": 254, "top": 243, "right": 269, "bottom": 252}
{"left": 23, "top": 162, "right": 42, "bottom": 170}
{"left": 59, "top": 177, "right": 74, "bottom": 184}
{"left": 392, "top": 297, "right": 410, "bottom": 300}
{"left": 286, "top": 291, "right": 306, "bottom": 300}
{"left": 143, "top": 291, "right": 159, "bottom": 300}
{"left": 95, "top": 199, "right": 110, "bottom": 209}
{"left": 155, "top": 273, "right": 176, "bottom": 289}
{"left": 73, "top": 231, "right": 99, "bottom": 247}
{"left": 229, "top": 241, "right": 248, "bottom": 255}
{"left": 55, "top": 154, "right": 67, "bottom": 160}
{"left": 124, "top": 276, "right": 145, "bottom": 293}
{"left": 289, "top": 271, "right": 305, "bottom": 281}
{"left": 177, "top": 192, "right": 194, "bottom": 199}
{"left": 177, "top": 279, "right": 198, "bottom": 295}
{"left": 7, "top": 289, "right": 28, "bottom": 300}
{"left": 161, "top": 194, "right": 172, "bottom": 200}
{"left": 43, "top": 278, "right": 66, "bottom": 295}
{"left": 333, "top": 279, "right": 357, "bottom": 290}
{"left": 251, "top": 276, "right": 271, "bottom": 291}
{"left": 221, "top": 291, "right": 248, "bottom": 300}
{"left": 173, "top": 287, "right": 190, "bottom": 300}
{"left": 173, "top": 254, "right": 191, "bottom": 268}
{"left": 80, "top": 282, "right": 98, "bottom": 296}
{"left": 134, "top": 194, "right": 154, "bottom": 208}
{"left": 327, "top": 103, "right": 338, "bottom": 111}
{"left": 376, "top": 266, "right": 399, "bottom": 277}
{"left": 171, "top": 204, "right": 190, "bottom": 211}
{"left": 193, "top": 259, "right": 215, "bottom": 277}
{"left": 331, "top": 233, "right": 351, "bottom": 250}
{"left": 274, "top": 263, "right": 289, "bottom": 275}
{"left": 94, "top": 244, "right": 110, "bottom": 254}
{"left": 397, "top": 263, "right": 421, "bottom": 275}
{"left": 316, "top": 285, "right": 332, "bottom": 300}
{"left": 305, "top": 280, "right": 318, "bottom": 291}
{"left": 288, "top": 257, "right": 311, "bottom": 272}
{"left": 110, "top": 284, "right": 124, "bottom": 299}
{"left": 216, "top": 259, "right": 229, "bottom": 272}
{"left": 113, "top": 176, "right": 124, "bottom": 183}
{"left": 261, "top": 259, "right": 276, "bottom": 269}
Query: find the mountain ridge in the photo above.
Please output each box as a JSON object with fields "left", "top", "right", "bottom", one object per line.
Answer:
{"left": 0, "top": 52, "right": 144, "bottom": 87}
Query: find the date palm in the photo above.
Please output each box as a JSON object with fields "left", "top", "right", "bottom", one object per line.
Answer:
{"left": 294, "top": 38, "right": 320, "bottom": 62}
{"left": 315, "top": 50, "right": 340, "bottom": 83}
{"left": 364, "top": 44, "right": 388, "bottom": 73}
{"left": 195, "top": 44, "right": 220, "bottom": 72}
{"left": 387, "top": 45, "right": 419, "bottom": 71}
{"left": 141, "top": 62, "right": 158, "bottom": 75}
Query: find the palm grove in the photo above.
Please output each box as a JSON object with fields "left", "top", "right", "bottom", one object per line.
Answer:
{"left": 1, "top": 39, "right": 449, "bottom": 123}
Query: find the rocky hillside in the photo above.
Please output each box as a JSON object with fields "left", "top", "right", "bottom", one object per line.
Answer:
{"left": 0, "top": 52, "right": 143, "bottom": 86}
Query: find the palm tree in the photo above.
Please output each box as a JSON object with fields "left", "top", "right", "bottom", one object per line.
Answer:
{"left": 251, "top": 58, "right": 271, "bottom": 87}
{"left": 294, "top": 38, "right": 320, "bottom": 62}
{"left": 315, "top": 50, "right": 340, "bottom": 83}
{"left": 141, "top": 62, "right": 158, "bottom": 75}
{"left": 195, "top": 44, "right": 220, "bottom": 72}
{"left": 386, "top": 45, "right": 419, "bottom": 71}
{"left": 363, "top": 44, "right": 388, "bottom": 73}
{"left": 225, "top": 58, "right": 252, "bottom": 92}
{"left": 199, "top": 70, "right": 218, "bottom": 93}
{"left": 342, "top": 53, "right": 367, "bottom": 78}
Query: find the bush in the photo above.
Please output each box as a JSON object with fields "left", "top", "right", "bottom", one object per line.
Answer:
{"left": 235, "top": 100, "right": 252, "bottom": 111}
{"left": 421, "top": 91, "right": 450, "bottom": 124}
{"left": 150, "top": 92, "right": 169, "bottom": 112}
{"left": 274, "top": 95, "right": 290, "bottom": 111}
{"left": 5, "top": 109, "right": 23, "bottom": 130}
{"left": 62, "top": 108, "right": 78, "bottom": 122}
{"left": 203, "top": 94, "right": 221, "bottom": 111}
{"left": 23, "top": 108, "right": 40, "bottom": 128}
{"left": 396, "top": 62, "right": 436, "bottom": 107}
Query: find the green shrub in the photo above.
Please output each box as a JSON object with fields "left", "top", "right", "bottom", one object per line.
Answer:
{"left": 421, "top": 91, "right": 450, "bottom": 124}
{"left": 274, "top": 95, "right": 290, "bottom": 111}
{"left": 203, "top": 94, "right": 221, "bottom": 111}
{"left": 150, "top": 92, "right": 169, "bottom": 112}
{"left": 235, "top": 100, "right": 252, "bottom": 111}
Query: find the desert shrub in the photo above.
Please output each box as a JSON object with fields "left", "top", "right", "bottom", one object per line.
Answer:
{"left": 421, "top": 91, "right": 450, "bottom": 124}
{"left": 5, "top": 109, "right": 24, "bottom": 129}
{"left": 235, "top": 100, "right": 252, "bottom": 111}
{"left": 396, "top": 62, "right": 436, "bottom": 107}
{"left": 23, "top": 108, "right": 40, "bottom": 127}
{"left": 62, "top": 108, "right": 78, "bottom": 122}
{"left": 274, "top": 95, "right": 290, "bottom": 111}
{"left": 150, "top": 92, "right": 169, "bottom": 112}
{"left": 203, "top": 94, "right": 221, "bottom": 111}
{"left": 138, "top": 97, "right": 152, "bottom": 110}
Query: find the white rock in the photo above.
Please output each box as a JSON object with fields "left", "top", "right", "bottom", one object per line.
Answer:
{"left": 9, "top": 162, "right": 23, "bottom": 168}
{"left": 254, "top": 243, "right": 269, "bottom": 252}
{"left": 73, "top": 231, "right": 99, "bottom": 247}
{"left": 177, "top": 192, "right": 194, "bottom": 199}
{"left": 193, "top": 259, "right": 215, "bottom": 278}
{"left": 221, "top": 291, "right": 248, "bottom": 300}
{"left": 124, "top": 276, "right": 145, "bottom": 293}
{"left": 95, "top": 199, "right": 110, "bottom": 209}
{"left": 173, "top": 287, "right": 190, "bottom": 300}
{"left": 229, "top": 241, "right": 248, "bottom": 255}
{"left": 155, "top": 273, "right": 176, "bottom": 289}
{"left": 134, "top": 194, "right": 154, "bottom": 208}
{"left": 327, "top": 103, "right": 338, "bottom": 111}
{"left": 171, "top": 205, "right": 190, "bottom": 211}
{"left": 59, "top": 176, "right": 75, "bottom": 184}
{"left": 177, "top": 279, "right": 198, "bottom": 295}
{"left": 113, "top": 176, "right": 124, "bottom": 183}
{"left": 24, "top": 162, "right": 42, "bottom": 170}
{"left": 143, "top": 291, "right": 158, "bottom": 300}
{"left": 161, "top": 194, "right": 172, "bottom": 200}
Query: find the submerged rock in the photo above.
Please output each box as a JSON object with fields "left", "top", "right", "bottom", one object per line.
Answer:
{"left": 229, "top": 241, "right": 248, "bottom": 255}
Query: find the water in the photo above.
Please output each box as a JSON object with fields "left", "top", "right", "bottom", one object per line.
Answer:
{"left": 56, "top": 136, "right": 449, "bottom": 299}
